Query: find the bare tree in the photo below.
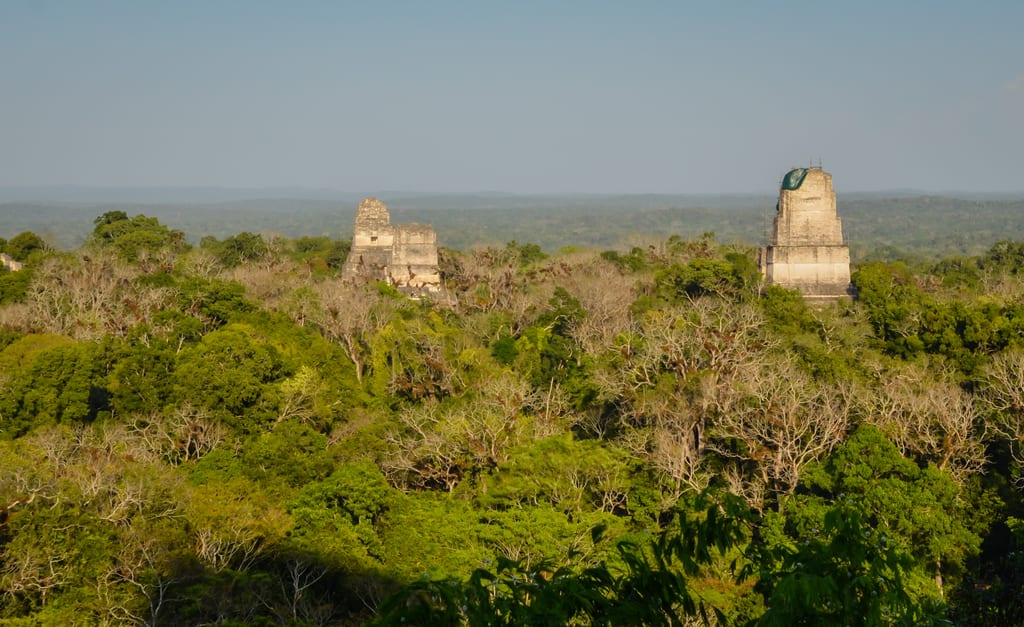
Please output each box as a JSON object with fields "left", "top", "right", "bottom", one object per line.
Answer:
{"left": 593, "top": 298, "right": 771, "bottom": 497}
{"left": 383, "top": 372, "right": 541, "bottom": 491}
{"left": 126, "top": 405, "right": 224, "bottom": 464}
{"left": 177, "top": 247, "right": 222, "bottom": 278}
{"left": 276, "top": 365, "right": 334, "bottom": 425}
{"left": 102, "top": 521, "right": 186, "bottom": 627}
{"left": 980, "top": 349, "right": 1024, "bottom": 487}
{"left": 18, "top": 251, "right": 174, "bottom": 340}
{"left": 253, "top": 555, "right": 335, "bottom": 627}
{"left": 0, "top": 436, "right": 61, "bottom": 527}
{"left": 382, "top": 401, "right": 463, "bottom": 492}
{"left": 310, "top": 282, "right": 391, "bottom": 384}
{"left": 228, "top": 257, "right": 307, "bottom": 310}
{"left": 187, "top": 481, "right": 289, "bottom": 573}
{"left": 442, "top": 246, "right": 568, "bottom": 334}
{"left": 858, "top": 366, "right": 987, "bottom": 486}
{"left": 561, "top": 257, "right": 638, "bottom": 357}
{"left": 708, "top": 360, "right": 851, "bottom": 508}
{"left": 1, "top": 544, "right": 72, "bottom": 608}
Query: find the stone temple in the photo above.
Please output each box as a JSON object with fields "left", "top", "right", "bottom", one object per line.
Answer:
{"left": 342, "top": 197, "right": 441, "bottom": 295}
{"left": 760, "top": 167, "right": 851, "bottom": 301}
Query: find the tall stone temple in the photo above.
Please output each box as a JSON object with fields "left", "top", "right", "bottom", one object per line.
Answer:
{"left": 760, "top": 167, "right": 851, "bottom": 301}
{"left": 342, "top": 197, "right": 441, "bottom": 296}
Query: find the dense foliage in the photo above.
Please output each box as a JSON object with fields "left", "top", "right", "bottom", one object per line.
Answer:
{"left": 1, "top": 215, "right": 1023, "bottom": 625}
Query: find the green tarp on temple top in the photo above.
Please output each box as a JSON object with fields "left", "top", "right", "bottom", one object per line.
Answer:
{"left": 782, "top": 168, "right": 810, "bottom": 190}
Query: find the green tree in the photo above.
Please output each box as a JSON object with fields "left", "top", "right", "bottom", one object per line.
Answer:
{"left": 107, "top": 338, "right": 177, "bottom": 415}
{"left": 505, "top": 240, "right": 548, "bottom": 266}
{"left": 241, "top": 420, "right": 335, "bottom": 491}
{"left": 173, "top": 323, "right": 288, "bottom": 433}
{"left": 653, "top": 252, "right": 758, "bottom": 302}
{"left": 325, "top": 239, "right": 352, "bottom": 269}
{"left": 481, "top": 434, "right": 632, "bottom": 514}
{"left": 175, "top": 276, "right": 254, "bottom": 328}
{"left": 5, "top": 231, "right": 47, "bottom": 261}
{"left": 0, "top": 339, "right": 110, "bottom": 436}
{"left": 746, "top": 504, "right": 943, "bottom": 626}
{"left": 851, "top": 262, "right": 926, "bottom": 357}
{"left": 90, "top": 211, "right": 186, "bottom": 261}
{"left": 0, "top": 263, "right": 32, "bottom": 304}
{"left": 374, "top": 494, "right": 749, "bottom": 626}
{"left": 202, "top": 231, "right": 271, "bottom": 267}
{"left": 948, "top": 514, "right": 1024, "bottom": 626}
{"left": 797, "top": 425, "right": 984, "bottom": 597}
{"left": 980, "top": 240, "right": 1024, "bottom": 274}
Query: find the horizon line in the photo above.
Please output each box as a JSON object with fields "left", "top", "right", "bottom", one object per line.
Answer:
{"left": 3, "top": 184, "right": 1024, "bottom": 200}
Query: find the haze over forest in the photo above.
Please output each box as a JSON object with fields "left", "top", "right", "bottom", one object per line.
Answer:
{"left": 5, "top": 1, "right": 1022, "bottom": 260}
{"left": 3, "top": 189, "right": 1024, "bottom": 266}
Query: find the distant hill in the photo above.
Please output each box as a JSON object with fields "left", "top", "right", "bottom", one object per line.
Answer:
{"left": 2, "top": 191, "right": 1023, "bottom": 260}
{"left": 0, "top": 185, "right": 366, "bottom": 204}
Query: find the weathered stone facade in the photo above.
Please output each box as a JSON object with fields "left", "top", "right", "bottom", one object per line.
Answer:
{"left": 0, "top": 253, "right": 23, "bottom": 273}
{"left": 342, "top": 197, "right": 441, "bottom": 295}
{"left": 760, "top": 167, "right": 851, "bottom": 301}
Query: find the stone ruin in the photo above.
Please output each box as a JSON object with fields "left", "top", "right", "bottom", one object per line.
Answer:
{"left": 760, "top": 167, "right": 851, "bottom": 301}
{"left": 0, "top": 253, "right": 23, "bottom": 273}
{"left": 342, "top": 197, "right": 441, "bottom": 296}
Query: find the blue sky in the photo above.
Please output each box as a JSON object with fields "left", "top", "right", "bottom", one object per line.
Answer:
{"left": 1, "top": 1, "right": 1021, "bottom": 194}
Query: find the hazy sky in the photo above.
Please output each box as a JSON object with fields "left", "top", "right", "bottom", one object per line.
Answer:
{"left": 2, "top": 1, "right": 1021, "bottom": 194}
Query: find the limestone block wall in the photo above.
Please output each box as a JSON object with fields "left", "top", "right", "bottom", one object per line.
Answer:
{"left": 352, "top": 228, "right": 395, "bottom": 249}
{"left": 772, "top": 169, "right": 844, "bottom": 246}
{"left": 390, "top": 224, "right": 441, "bottom": 290}
{"left": 342, "top": 197, "right": 442, "bottom": 295}
{"left": 762, "top": 245, "right": 851, "bottom": 297}
{"left": 761, "top": 167, "right": 852, "bottom": 301}
{"left": 343, "top": 245, "right": 392, "bottom": 282}
{"left": 343, "top": 197, "right": 396, "bottom": 282}
{"left": 0, "top": 253, "right": 23, "bottom": 272}
{"left": 353, "top": 197, "right": 391, "bottom": 231}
